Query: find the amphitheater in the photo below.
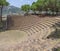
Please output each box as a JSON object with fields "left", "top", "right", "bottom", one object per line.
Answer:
{"left": 0, "top": 15, "right": 60, "bottom": 51}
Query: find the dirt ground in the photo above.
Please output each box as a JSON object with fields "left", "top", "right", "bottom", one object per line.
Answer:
{"left": 0, "top": 30, "right": 27, "bottom": 48}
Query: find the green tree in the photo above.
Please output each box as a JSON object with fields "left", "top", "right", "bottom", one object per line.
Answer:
{"left": 21, "top": 0, "right": 60, "bottom": 15}
{"left": 0, "top": 0, "right": 9, "bottom": 22}
{"left": 31, "top": 0, "right": 50, "bottom": 14}
{"left": 43, "top": 0, "right": 49, "bottom": 14}
{"left": 46, "top": 0, "right": 60, "bottom": 15}
{"left": 55, "top": 0, "right": 60, "bottom": 15}
{"left": 36, "top": 0, "right": 45, "bottom": 12}
{"left": 49, "top": 0, "right": 57, "bottom": 15}
{"left": 31, "top": 0, "right": 46, "bottom": 14}
{"left": 21, "top": 4, "right": 30, "bottom": 15}
{"left": 31, "top": 2, "right": 38, "bottom": 14}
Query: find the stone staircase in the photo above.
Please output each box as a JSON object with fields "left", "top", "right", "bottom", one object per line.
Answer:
{"left": 0, "top": 15, "right": 60, "bottom": 51}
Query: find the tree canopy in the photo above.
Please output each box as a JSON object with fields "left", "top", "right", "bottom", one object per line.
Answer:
{"left": 0, "top": 0, "right": 9, "bottom": 6}
{"left": 21, "top": 4, "right": 30, "bottom": 12}
{"left": 21, "top": 0, "right": 60, "bottom": 15}
{"left": 31, "top": 2, "right": 37, "bottom": 11}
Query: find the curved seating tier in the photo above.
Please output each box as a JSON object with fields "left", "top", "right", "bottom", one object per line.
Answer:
{"left": 1, "top": 15, "right": 60, "bottom": 51}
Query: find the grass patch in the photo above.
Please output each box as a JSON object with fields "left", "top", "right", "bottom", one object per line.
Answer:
{"left": 47, "top": 29, "right": 60, "bottom": 39}
{"left": 53, "top": 47, "right": 60, "bottom": 51}
{"left": 47, "top": 22, "right": 60, "bottom": 39}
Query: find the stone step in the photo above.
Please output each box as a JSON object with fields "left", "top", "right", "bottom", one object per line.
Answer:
{"left": 38, "top": 23, "right": 53, "bottom": 39}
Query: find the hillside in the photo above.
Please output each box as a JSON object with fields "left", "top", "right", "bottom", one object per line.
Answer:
{"left": 2, "top": 6, "right": 21, "bottom": 15}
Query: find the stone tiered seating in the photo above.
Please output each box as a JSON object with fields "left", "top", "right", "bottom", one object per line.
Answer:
{"left": 0, "top": 15, "right": 60, "bottom": 51}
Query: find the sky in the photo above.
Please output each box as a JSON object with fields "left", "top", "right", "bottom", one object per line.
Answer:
{"left": 7, "top": 0, "right": 37, "bottom": 7}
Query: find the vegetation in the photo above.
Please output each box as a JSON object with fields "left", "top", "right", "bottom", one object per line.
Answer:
{"left": 56, "top": 48, "right": 60, "bottom": 51}
{"left": 0, "top": 0, "right": 9, "bottom": 31}
{"left": 21, "top": 4, "right": 30, "bottom": 15}
{"left": 21, "top": 0, "right": 60, "bottom": 15}
{"left": 0, "top": 0, "right": 9, "bottom": 22}
{"left": 0, "top": 22, "right": 3, "bottom": 28}
{"left": 53, "top": 47, "right": 60, "bottom": 51}
{"left": 0, "top": 21, "right": 4, "bottom": 31}
{"left": 47, "top": 22, "right": 60, "bottom": 39}
{"left": 31, "top": 2, "right": 37, "bottom": 14}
